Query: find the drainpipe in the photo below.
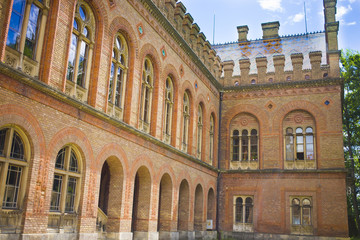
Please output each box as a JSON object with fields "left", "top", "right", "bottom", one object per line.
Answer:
{"left": 216, "top": 92, "right": 223, "bottom": 239}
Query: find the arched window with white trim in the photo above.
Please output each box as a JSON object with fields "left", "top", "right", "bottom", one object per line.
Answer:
{"left": 182, "top": 92, "right": 190, "bottom": 152}
{"left": 0, "top": 127, "right": 30, "bottom": 231}
{"left": 66, "top": 1, "right": 95, "bottom": 102}
{"left": 5, "top": 0, "right": 49, "bottom": 76}
{"left": 108, "top": 32, "right": 128, "bottom": 120}
{"left": 139, "top": 57, "right": 154, "bottom": 133}
{"left": 49, "top": 145, "right": 82, "bottom": 231}
{"left": 163, "top": 76, "right": 173, "bottom": 144}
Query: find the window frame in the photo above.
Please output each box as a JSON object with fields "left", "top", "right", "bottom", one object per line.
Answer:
{"left": 209, "top": 115, "right": 215, "bottom": 164}
{"left": 290, "top": 196, "right": 313, "bottom": 235}
{"left": 0, "top": 127, "right": 30, "bottom": 211}
{"left": 196, "top": 104, "right": 203, "bottom": 159}
{"left": 163, "top": 76, "right": 174, "bottom": 144}
{"left": 181, "top": 92, "right": 190, "bottom": 152}
{"left": 139, "top": 57, "right": 154, "bottom": 133}
{"left": 284, "top": 126, "right": 316, "bottom": 162}
{"left": 233, "top": 195, "right": 254, "bottom": 232}
{"left": 231, "top": 128, "right": 259, "bottom": 162}
{"left": 107, "top": 32, "right": 129, "bottom": 120}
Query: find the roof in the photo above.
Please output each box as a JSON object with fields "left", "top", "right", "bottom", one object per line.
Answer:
{"left": 212, "top": 31, "right": 327, "bottom": 76}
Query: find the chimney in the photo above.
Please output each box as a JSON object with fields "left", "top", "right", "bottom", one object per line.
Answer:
{"left": 237, "top": 25, "right": 249, "bottom": 42}
{"left": 261, "top": 21, "right": 280, "bottom": 39}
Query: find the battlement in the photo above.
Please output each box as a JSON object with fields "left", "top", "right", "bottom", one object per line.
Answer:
{"left": 153, "top": 0, "right": 222, "bottom": 78}
{"left": 214, "top": 23, "right": 334, "bottom": 87}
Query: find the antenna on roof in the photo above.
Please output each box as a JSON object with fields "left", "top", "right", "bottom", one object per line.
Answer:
{"left": 304, "top": 1, "right": 308, "bottom": 35}
{"left": 213, "top": 12, "right": 216, "bottom": 45}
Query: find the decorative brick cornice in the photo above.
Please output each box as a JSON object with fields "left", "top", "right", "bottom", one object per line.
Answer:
{"left": 222, "top": 78, "right": 343, "bottom": 93}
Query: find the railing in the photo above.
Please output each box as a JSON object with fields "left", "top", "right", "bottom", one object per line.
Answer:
{"left": 47, "top": 212, "right": 78, "bottom": 233}
{"left": 96, "top": 208, "right": 108, "bottom": 232}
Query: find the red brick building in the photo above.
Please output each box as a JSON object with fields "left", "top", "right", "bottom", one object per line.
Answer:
{"left": 0, "top": 0, "right": 347, "bottom": 239}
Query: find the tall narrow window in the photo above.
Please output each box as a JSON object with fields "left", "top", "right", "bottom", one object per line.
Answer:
{"left": 305, "top": 127, "right": 314, "bottom": 160}
{"left": 250, "top": 129, "right": 258, "bottom": 161}
{"left": 245, "top": 197, "right": 253, "bottom": 223}
{"left": 108, "top": 33, "right": 128, "bottom": 119}
{"left": 285, "top": 128, "right": 294, "bottom": 161}
{"left": 5, "top": 0, "right": 49, "bottom": 76}
{"left": 209, "top": 115, "right": 215, "bottom": 164}
{"left": 235, "top": 197, "right": 243, "bottom": 222}
{"left": 65, "top": 2, "right": 95, "bottom": 101}
{"left": 163, "top": 76, "right": 174, "bottom": 143}
{"left": 232, "top": 130, "right": 239, "bottom": 161}
{"left": 0, "top": 128, "right": 29, "bottom": 211}
{"left": 139, "top": 57, "right": 154, "bottom": 133}
{"left": 296, "top": 128, "right": 304, "bottom": 160}
{"left": 50, "top": 146, "right": 81, "bottom": 213}
{"left": 197, "top": 105, "right": 203, "bottom": 159}
{"left": 291, "top": 197, "right": 312, "bottom": 226}
{"left": 182, "top": 92, "right": 190, "bottom": 152}
{"left": 241, "top": 130, "right": 249, "bottom": 161}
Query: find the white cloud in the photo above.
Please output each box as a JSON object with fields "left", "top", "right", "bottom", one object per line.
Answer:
{"left": 337, "top": 5, "right": 352, "bottom": 20}
{"left": 345, "top": 21, "right": 356, "bottom": 25}
{"left": 349, "top": 0, "right": 356, "bottom": 3}
{"left": 293, "top": 13, "right": 305, "bottom": 22}
{"left": 257, "top": 0, "right": 283, "bottom": 12}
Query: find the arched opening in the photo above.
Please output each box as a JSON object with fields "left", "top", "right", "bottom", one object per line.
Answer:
{"left": 158, "top": 173, "right": 173, "bottom": 233}
{"left": 177, "top": 180, "right": 190, "bottom": 231}
{"left": 132, "top": 166, "right": 151, "bottom": 234}
{"left": 194, "top": 184, "right": 204, "bottom": 231}
{"left": 207, "top": 188, "right": 215, "bottom": 230}
{"left": 97, "top": 156, "right": 124, "bottom": 233}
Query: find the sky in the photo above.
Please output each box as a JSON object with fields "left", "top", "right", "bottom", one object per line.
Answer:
{"left": 180, "top": 0, "right": 360, "bottom": 52}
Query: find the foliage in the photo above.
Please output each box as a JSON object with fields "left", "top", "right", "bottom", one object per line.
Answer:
{"left": 341, "top": 49, "right": 360, "bottom": 237}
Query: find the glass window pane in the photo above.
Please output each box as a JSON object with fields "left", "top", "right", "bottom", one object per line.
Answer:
{"left": 108, "top": 62, "right": 115, "bottom": 102}
{"left": 67, "top": 34, "right": 78, "bottom": 81}
{"left": 302, "top": 207, "right": 311, "bottom": 225}
{"left": 10, "top": 131, "right": 24, "bottom": 160}
{"left": 73, "top": 19, "right": 78, "bottom": 30}
{"left": 13, "top": 0, "right": 25, "bottom": 14}
{"left": 116, "top": 37, "right": 121, "bottom": 50}
{"left": 83, "top": 27, "right": 88, "bottom": 38}
{"left": 50, "top": 174, "right": 63, "bottom": 211}
{"left": 286, "top": 135, "right": 294, "bottom": 161}
{"left": 79, "top": 5, "right": 87, "bottom": 21}
{"left": 55, "top": 148, "right": 66, "bottom": 169}
{"left": 115, "top": 67, "right": 123, "bottom": 107}
{"left": 24, "top": 4, "right": 40, "bottom": 58}
{"left": 292, "top": 199, "right": 301, "bottom": 225}
{"left": 77, "top": 41, "right": 88, "bottom": 87}
{"left": 9, "top": 12, "right": 23, "bottom": 33}
{"left": 0, "top": 129, "right": 6, "bottom": 156}
{"left": 65, "top": 177, "right": 77, "bottom": 212}
{"left": 235, "top": 198, "right": 243, "bottom": 223}
{"left": 296, "top": 128, "right": 303, "bottom": 134}
{"left": 69, "top": 150, "right": 78, "bottom": 172}
{"left": 3, "top": 165, "right": 22, "bottom": 209}
{"left": 306, "top": 127, "right": 313, "bottom": 133}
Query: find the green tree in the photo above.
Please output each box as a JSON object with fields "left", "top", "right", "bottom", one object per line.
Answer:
{"left": 341, "top": 50, "right": 360, "bottom": 236}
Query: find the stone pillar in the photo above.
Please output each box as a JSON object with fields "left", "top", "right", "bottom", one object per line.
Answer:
{"left": 256, "top": 57, "right": 267, "bottom": 84}
{"left": 209, "top": 49, "right": 216, "bottom": 73}
{"left": 291, "top": 53, "right": 304, "bottom": 81}
{"left": 237, "top": 25, "right": 249, "bottom": 42}
{"left": 222, "top": 60, "right": 234, "bottom": 86}
{"left": 261, "top": 21, "right": 280, "bottom": 39}
{"left": 309, "top": 51, "right": 322, "bottom": 80}
{"left": 239, "top": 58, "right": 250, "bottom": 84}
{"left": 182, "top": 13, "right": 193, "bottom": 43}
{"left": 174, "top": 2, "right": 186, "bottom": 32}
{"left": 273, "top": 54, "right": 285, "bottom": 82}
{"left": 190, "top": 23, "right": 200, "bottom": 50}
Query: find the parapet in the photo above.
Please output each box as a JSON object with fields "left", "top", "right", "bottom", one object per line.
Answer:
{"left": 152, "top": 0, "right": 222, "bottom": 80}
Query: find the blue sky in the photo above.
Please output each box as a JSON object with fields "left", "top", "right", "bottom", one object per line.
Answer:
{"left": 180, "top": 0, "right": 359, "bottom": 52}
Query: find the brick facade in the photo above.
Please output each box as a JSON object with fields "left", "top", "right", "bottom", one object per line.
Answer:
{"left": 0, "top": 0, "right": 347, "bottom": 239}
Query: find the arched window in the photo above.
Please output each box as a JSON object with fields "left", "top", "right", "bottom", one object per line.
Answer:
{"left": 66, "top": 1, "right": 95, "bottom": 102}
{"left": 197, "top": 105, "right": 203, "bottom": 159}
{"left": 209, "top": 115, "right": 215, "bottom": 164}
{"left": 232, "top": 130, "right": 239, "bottom": 161}
{"left": 182, "top": 92, "right": 190, "bottom": 152}
{"left": 50, "top": 146, "right": 81, "bottom": 214}
{"left": 234, "top": 196, "right": 254, "bottom": 225}
{"left": 251, "top": 79, "right": 256, "bottom": 85}
{"left": 232, "top": 128, "right": 258, "bottom": 162}
{"left": 139, "top": 57, "right": 154, "bottom": 133}
{"left": 108, "top": 32, "right": 128, "bottom": 120}
{"left": 291, "top": 197, "right": 312, "bottom": 226}
{"left": 283, "top": 111, "right": 316, "bottom": 169}
{"left": 0, "top": 127, "right": 29, "bottom": 210}
{"left": 5, "top": 0, "right": 49, "bottom": 76}
{"left": 163, "top": 76, "right": 174, "bottom": 144}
